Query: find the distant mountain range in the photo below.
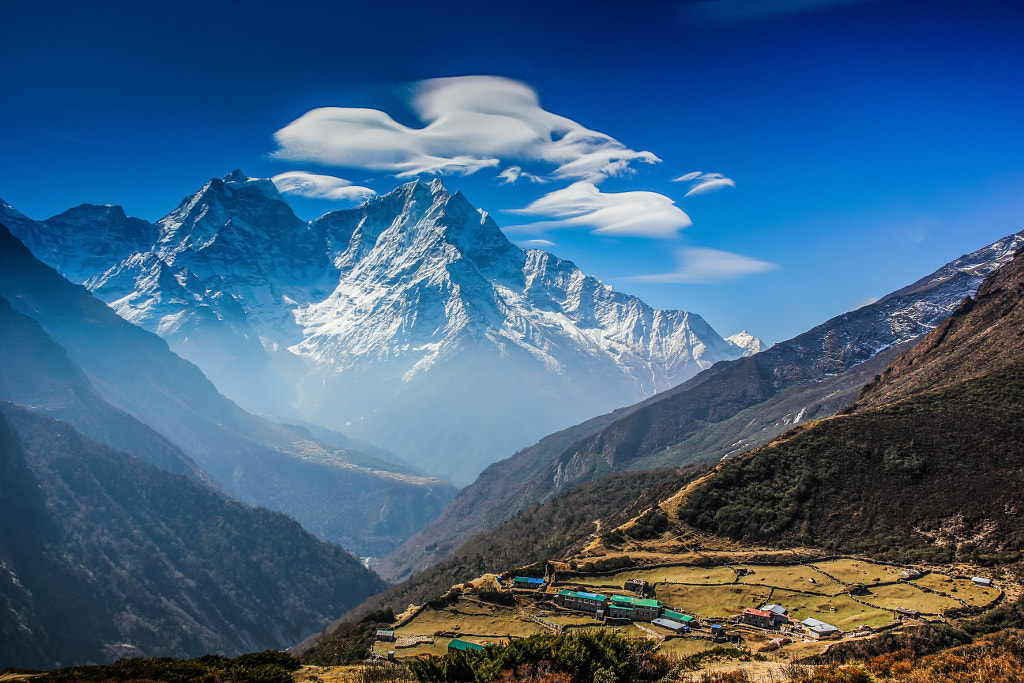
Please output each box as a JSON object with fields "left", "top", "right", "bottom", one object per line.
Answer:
{"left": 377, "top": 230, "right": 1023, "bottom": 581}
{"left": 2, "top": 173, "right": 756, "bottom": 483}
{"left": 0, "top": 221, "right": 454, "bottom": 558}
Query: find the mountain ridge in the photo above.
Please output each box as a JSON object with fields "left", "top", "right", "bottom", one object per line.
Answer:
{"left": 675, "top": 243, "right": 1024, "bottom": 559}
{"left": 6, "top": 173, "right": 756, "bottom": 483}
{"left": 376, "top": 229, "right": 1023, "bottom": 580}
{"left": 0, "top": 400, "right": 386, "bottom": 668}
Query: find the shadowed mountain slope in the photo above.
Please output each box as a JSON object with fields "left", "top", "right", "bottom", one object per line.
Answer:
{"left": 0, "top": 401, "right": 386, "bottom": 669}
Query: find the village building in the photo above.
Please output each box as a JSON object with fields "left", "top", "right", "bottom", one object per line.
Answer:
{"left": 801, "top": 617, "right": 840, "bottom": 639}
{"left": 761, "top": 604, "right": 791, "bottom": 625}
{"left": 738, "top": 608, "right": 774, "bottom": 628}
{"left": 623, "top": 578, "right": 648, "bottom": 593}
{"left": 972, "top": 577, "right": 993, "bottom": 587}
{"left": 448, "top": 638, "right": 486, "bottom": 654}
{"left": 375, "top": 629, "right": 395, "bottom": 641}
{"left": 555, "top": 589, "right": 609, "bottom": 613}
{"left": 609, "top": 595, "right": 664, "bottom": 621}
{"left": 662, "top": 609, "right": 698, "bottom": 626}
{"left": 512, "top": 576, "right": 546, "bottom": 589}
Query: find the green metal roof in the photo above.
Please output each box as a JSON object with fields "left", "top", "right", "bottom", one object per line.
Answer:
{"left": 559, "top": 589, "right": 608, "bottom": 601}
{"left": 449, "top": 638, "right": 485, "bottom": 651}
{"left": 663, "top": 610, "right": 695, "bottom": 622}
{"left": 611, "top": 595, "right": 662, "bottom": 608}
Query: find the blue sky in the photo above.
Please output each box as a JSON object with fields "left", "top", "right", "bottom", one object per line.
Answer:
{"left": 3, "top": 0, "right": 1023, "bottom": 344}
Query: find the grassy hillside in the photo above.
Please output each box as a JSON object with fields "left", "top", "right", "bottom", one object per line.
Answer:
{"left": 678, "top": 361, "right": 1024, "bottom": 563}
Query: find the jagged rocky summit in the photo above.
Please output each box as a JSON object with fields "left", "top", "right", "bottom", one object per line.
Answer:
{"left": 5, "top": 173, "right": 756, "bottom": 484}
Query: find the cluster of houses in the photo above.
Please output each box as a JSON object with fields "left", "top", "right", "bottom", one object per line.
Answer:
{"left": 511, "top": 573, "right": 951, "bottom": 642}
{"left": 736, "top": 604, "right": 840, "bottom": 639}
{"left": 552, "top": 588, "right": 698, "bottom": 632}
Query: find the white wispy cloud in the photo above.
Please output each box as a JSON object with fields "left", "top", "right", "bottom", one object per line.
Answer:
{"left": 272, "top": 76, "right": 658, "bottom": 182}
{"left": 680, "top": 0, "right": 883, "bottom": 25}
{"left": 498, "top": 165, "right": 545, "bottom": 184}
{"left": 505, "top": 181, "right": 692, "bottom": 239}
{"left": 271, "top": 171, "right": 376, "bottom": 202}
{"left": 628, "top": 247, "right": 776, "bottom": 283}
{"left": 672, "top": 171, "right": 736, "bottom": 196}
{"left": 519, "top": 239, "right": 557, "bottom": 248}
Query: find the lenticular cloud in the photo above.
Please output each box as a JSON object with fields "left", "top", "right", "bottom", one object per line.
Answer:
{"left": 506, "top": 181, "right": 692, "bottom": 239}
{"left": 673, "top": 171, "right": 736, "bottom": 196}
{"left": 629, "top": 247, "right": 776, "bottom": 283}
{"left": 272, "top": 76, "right": 658, "bottom": 182}
{"left": 272, "top": 171, "right": 376, "bottom": 202}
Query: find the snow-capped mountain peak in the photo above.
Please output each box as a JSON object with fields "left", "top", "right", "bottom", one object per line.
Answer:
{"left": 5, "top": 174, "right": 750, "bottom": 484}
{"left": 726, "top": 330, "right": 765, "bottom": 356}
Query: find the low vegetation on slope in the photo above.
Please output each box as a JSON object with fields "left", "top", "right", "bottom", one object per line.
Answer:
{"left": 408, "top": 630, "right": 671, "bottom": 683}
{"left": 678, "top": 361, "right": 1024, "bottom": 563}
{"left": 30, "top": 650, "right": 301, "bottom": 683}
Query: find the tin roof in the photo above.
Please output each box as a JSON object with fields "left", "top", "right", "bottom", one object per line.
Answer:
{"left": 652, "top": 618, "right": 688, "bottom": 630}
{"left": 449, "top": 638, "right": 485, "bottom": 651}
{"left": 576, "top": 591, "right": 609, "bottom": 601}
{"left": 559, "top": 589, "right": 608, "bottom": 601}
{"left": 801, "top": 617, "right": 838, "bottom": 632}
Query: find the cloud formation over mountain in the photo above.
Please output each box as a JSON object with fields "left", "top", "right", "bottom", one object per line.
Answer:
{"left": 272, "top": 171, "right": 376, "bottom": 202}
{"left": 272, "top": 76, "right": 659, "bottom": 182}
{"left": 629, "top": 247, "right": 776, "bottom": 283}
{"left": 506, "top": 181, "right": 692, "bottom": 238}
